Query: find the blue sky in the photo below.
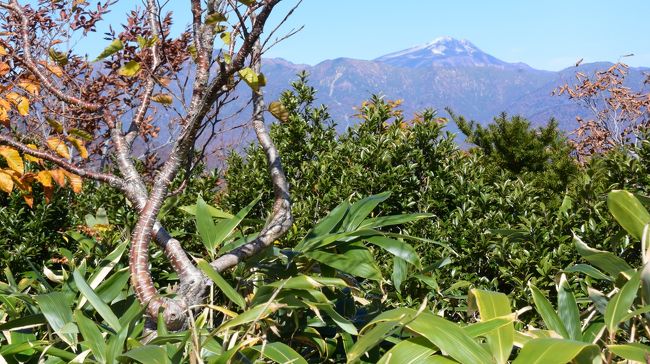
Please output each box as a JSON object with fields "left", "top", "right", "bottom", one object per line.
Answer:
{"left": 84, "top": 0, "right": 650, "bottom": 71}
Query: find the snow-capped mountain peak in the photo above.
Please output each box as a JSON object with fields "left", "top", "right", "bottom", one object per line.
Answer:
{"left": 375, "top": 36, "right": 515, "bottom": 69}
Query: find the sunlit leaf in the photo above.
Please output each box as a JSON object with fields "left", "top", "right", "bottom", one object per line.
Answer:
{"left": 608, "top": 190, "right": 650, "bottom": 240}
{"left": 118, "top": 61, "right": 141, "bottom": 77}
{"left": 220, "top": 31, "right": 231, "bottom": 45}
{"left": 0, "top": 98, "right": 9, "bottom": 126}
{"left": 605, "top": 270, "right": 641, "bottom": 334}
{"left": 0, "top": 146, "right": 24, "bottom": 174}
{"left": 46, "top": 137, "right": 71, "bottom": 159}
{"left": 69, "top": 128, "right": 94, "bottom": 141}
{"left": 49, "top": 169, "right": 67, "bottom": 187}
{"left": 468, "top": 289, "right": 514, "bottom": 363}
{"left": 151, "top": 93, "right": 173, "bottom": 105}
{"left": 268, "top": 101, "right": 289, "bottom": 122}
{"left": 35, "top": 170, "right": 52, "bottom": 188}
{"left": 66, "top": 136, "right": 89, "bottom": 159}
{"left": 0, "top": 45, "right": 7, "bottom": 56}
{"left": 18, "top": 78, "right": 40, "bottom": 95}
{"left": 64, "top": 171, "right": 83, "bottom": 193}
{"left": 238, "top": 67, "right": 263, "bottom": 92}
{"left": 0, "top": 61, "right": 9, "bottom": 77}
{"left": 0, "top": 169, "right": 14, "bottom": 193}
{"left": 94, "top": 39, "right": 123, "bottom": 61}
{"left": 46, "top": 117, "right": 64, "bottom": 133}
{"left": 205, "top": 12, "right": 227, "bottom": 25}
{"left": 24, "top": 144, "right": 41, "bottom": 164}
{"left": 512, "top": 338, "right": 599, "bottom": 364}
{"left": 6, "top": 92, "right": 29, "bottom": 116}
{"left": 49, "top": 48, "right": 69, "bottom": 66}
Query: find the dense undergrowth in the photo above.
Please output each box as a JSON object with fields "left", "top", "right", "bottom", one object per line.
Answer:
{"left": 2, "top": 74, "right": 650, "bottom": 362}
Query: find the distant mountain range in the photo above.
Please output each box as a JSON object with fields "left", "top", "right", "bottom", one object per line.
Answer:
{"left": 259, "top": 36, "right": 649, "bottom": 134}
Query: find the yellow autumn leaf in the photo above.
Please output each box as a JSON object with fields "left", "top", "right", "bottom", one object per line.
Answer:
{"left": 38, "top": 61, "right": 63, "bottom": 77}
{"left": 0, "top": 103, "right": 7, "bottom": 126}
{"left": 118, "top": 60, "right": 141, "bottom": 77}
{"left": 268, "top": 101, "right": 289, "bottom": 123}
{"left": 0, "top": 62, "right": 9, "bottom": 77}
{"left": 0, "top": 169, "right": 13, "bottom": 193}
{"left": 18, "top": 78, "right": 40, "bottom": 95}
{"left": 66, "top": 136, "right": 88, "bottom": 159}
{"left": 64, "top": 171, "right": 82, "bottom": 193}
{"left": 151, "top": 93, "right": 173, "bottom": 105}
{"left": 48, "top": 169, "right": 66, "bottom": 187}
{"left": 6, "top": 92, "right": 29, "bottom": 116}
{"left": 24, "top": 144, "right": 41, "bottom": 164}
{"left": 35, "top": 170, "right": 53, "bottom": 187}
{"left": 46, "top": 137, "right": 71, "bottom": 159}
{"left": 47, "top": 64, "right": 63, "bottom": 77}
{"left": 0, "top": 146, "right": 24, "bottom": 174}
{"left": 0, "top": 45, "right": 7, "bottom": 56}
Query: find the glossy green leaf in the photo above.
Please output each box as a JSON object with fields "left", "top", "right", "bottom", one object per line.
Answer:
{"left": 196, "top": 195, "right": 219, "bottom": 252}
{"left": 392, "top": 256, "right": 408, "bottom": 292}
{"left": 608, "top": 190, "right": 650, "bottom": 240}
{"left": 564, "top": 264, "right": 613, "bottom": 281}
{"left": 0, "top": 314, "right": 45, "bottom": 331}
{"left": 573, "top": 234, "right": 631, "bottom": 277}
{"left": 364, "top": 235, "right": 421, "bottom": 268}
{"left": 608, "top": 343, "right": 650, "bottom": 362}
{"left": 581, "top": 322, "right": 606, "bottom": 344}
{"left": 305, "top": 245, "right": 382, "bottom": 281}
{"left": 122, "top": 345, "right": 171, "bottom": 364}
{"left": 468, "top": 289, "right": 513, "bottom": 363}
{"left": 94, "top": 39, "right": 123, "bottom": 61}
{"left": 406, "top": 310, "right": 494, "bottom": 364}
{"left": 180, "top": 203, "right": 234, "bottom": 219}
{"left": 35, "top": 292, "right": 77, "bottom": 347}
{"left": 605, "top": 270, "right": 641, "bottom": 333}
{"left": 462, "top": 315, "right": 515, "bottom": 338}
{"left": 557, "top": 274, "right": 581, "bottom": 341}
{"left": 359, "top": 213, "right": 434, "bottom": 230}
{"left": 73, "top": 270, "right": 121, "bottom": 331}
{"left": 348, "top": 321, "right": 402, "bottom": 362}
{"left": 343, "top": 192, "right": 391, "bottom": 231}
{"left": 377, "top": 337, "right": 436, "bottom": 364}
{"left": 251, "top": 342, "right": 308, "bottom": 364}
{"left": 74, "top": 310, "right": 106, "bottom": 363}
{"left": 217, "top": 303, "right": 281, "bottom": 332}
{"left": 212, "top": 195, "right": 261, "bottom": 251}
{"left": 529, "top": 284, "right": 569, "bottom": 339}
{"left": 297, "top": 200, "right": 349, "bottom": 251}
{"left": 197, "top": 259, "right": 246, "bottom": 309}
{"left": 513, "top": 338, "right": 599, "bottom": 364}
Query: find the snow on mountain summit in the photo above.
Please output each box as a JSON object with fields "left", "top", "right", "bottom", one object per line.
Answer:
{"left": 375, "top": 36, "right": 518, "bottom": 69}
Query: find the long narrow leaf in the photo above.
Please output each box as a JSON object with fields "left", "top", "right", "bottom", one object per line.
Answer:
{"left": 197, "top": 259, "right": 246, "bottom": 310}
{"left": 73, "top": 270, "right": 121, "bottom": 332}
{"left": 529, "top": 284, "right": 569, "bottom": 339}
{"left": 605, "top": 270, "right": 641, "bottom": 334}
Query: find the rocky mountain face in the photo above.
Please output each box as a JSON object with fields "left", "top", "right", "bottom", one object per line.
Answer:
{"left": 260, "top": 37, "right": 648, "bottom": 133}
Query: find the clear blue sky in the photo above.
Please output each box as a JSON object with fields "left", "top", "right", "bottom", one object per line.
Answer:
{"left": 82, "top": 0, "right": 650, "bottom": 71}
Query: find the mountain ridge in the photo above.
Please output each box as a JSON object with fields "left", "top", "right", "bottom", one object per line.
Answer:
{"left": 260, "top": 37, "right": 648, "bottom": 133}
